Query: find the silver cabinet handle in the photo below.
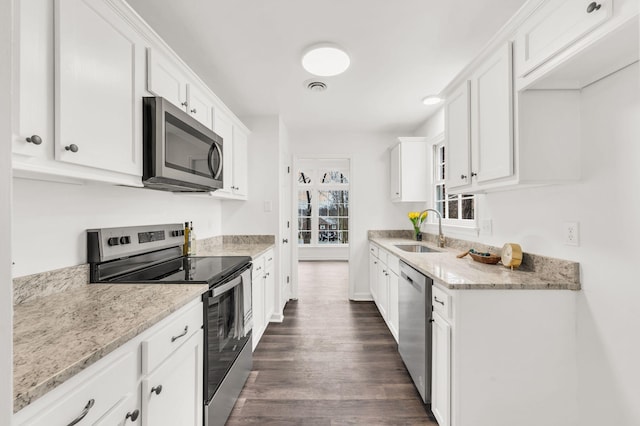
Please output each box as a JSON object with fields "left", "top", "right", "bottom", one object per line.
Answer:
{"left": 434, "top": 296, "right": 445, "bottom": 306}
{"left": 65, "top": 144, "right": 79, "bottom": 153}
{"left": 67, "top": 399, "right": 95, "bottom": 426}
{"left": 126, "top": 409, "right": 140, "bottom": 422}
{"left": 171, "top": 325, "right": 188, "bottom": 342}
{"left": 26, "top": 135, "right": 42, "bottom": 145}
{"left": 151, "top": 385, "right": 163, "bottom": 395}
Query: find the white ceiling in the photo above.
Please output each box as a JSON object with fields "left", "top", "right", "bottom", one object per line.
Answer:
{"left": 127, "top": 0, "right": 528, "bottom": 134}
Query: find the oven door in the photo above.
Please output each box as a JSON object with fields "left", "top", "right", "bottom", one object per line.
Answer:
{"left": 205, "top": 269, "right": 252, "bottom": 404}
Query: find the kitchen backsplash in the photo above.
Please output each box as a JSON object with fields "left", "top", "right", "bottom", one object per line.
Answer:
{"left": 368, "top": 229, "right": 580, "bottom": 285}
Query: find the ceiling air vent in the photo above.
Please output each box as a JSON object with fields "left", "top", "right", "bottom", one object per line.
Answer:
{"left": 306, "top": 81, "right": 327, "bottom": 92}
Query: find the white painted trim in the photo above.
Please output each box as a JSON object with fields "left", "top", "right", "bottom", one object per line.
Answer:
{"left": 351, "top": 292, "right": 374, "bottom": 302}
{"left": 0, "top": 0, "right": 12, "bottom": 422}
{"left": 269, "top": 313, "right": 284, "bottom": 323}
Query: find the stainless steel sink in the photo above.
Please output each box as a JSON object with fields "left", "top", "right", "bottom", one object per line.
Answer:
{"left": 394, "top": 244, "right": 440, "bottom": 253}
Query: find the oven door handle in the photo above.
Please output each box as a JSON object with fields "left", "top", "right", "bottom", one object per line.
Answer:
{"left": 211, "top": 276, "right": 241, "bottom": 298}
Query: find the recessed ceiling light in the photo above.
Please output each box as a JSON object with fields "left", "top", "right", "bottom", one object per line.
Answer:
{"left": 422, "top": 96, "right": 443, "bottom": 106}
{"left": 302, "top": 44, "right": 350, "bottom": 77}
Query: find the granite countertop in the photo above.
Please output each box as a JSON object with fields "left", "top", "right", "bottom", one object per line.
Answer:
{"left": 13, "top": 283, "right": 208, "bottom": 412}
{"left": 13, "top": 235, "right": 275, "bottom": 413}
{"left": 369, "top": 236, "right": 580, "bottom": 291}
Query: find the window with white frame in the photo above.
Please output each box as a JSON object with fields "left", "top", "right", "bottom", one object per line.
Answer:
{"left": 297, "top": 159, "right": 350, "bottom": 246}
{"left": 434, "top": 143, "right": 475, "bottom": 225}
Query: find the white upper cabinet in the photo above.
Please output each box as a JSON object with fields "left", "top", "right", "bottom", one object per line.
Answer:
{"left": 390, "top": 137, "right": 430, "bottom": 202}
{"left": 55, "top": 0, "right": 144, "bottom": 177}
{"left": 447, "top": 43, "right": 513, "bottom": 193}
{"left": 516, "top": 0, "right": 613, "bottom": 77}
{"left": 147, "top": 49, "right": 214, "bottom": 129}
{"left": 471, "top": 42, "right": 514, "bottom": 184}
{"left": 212, "top": 109, "right": 249, "bottom": 200}
{"left": 444, "top": 81, "right": 472, "bottom": 190}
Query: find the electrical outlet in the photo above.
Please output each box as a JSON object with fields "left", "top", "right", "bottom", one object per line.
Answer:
{"left": 563, "top": 222, "right": 579, "bottom": 246}
{"left": 480, "top": 219, "right": 492, "bottom": 236}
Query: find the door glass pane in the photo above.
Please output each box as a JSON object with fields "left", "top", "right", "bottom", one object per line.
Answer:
{"left": 297, "top": 170, "right": 312, "bottom": 184}
{"left": 319, "top": 170, "right": 349, "bottom": 184}
{"left": 298, "top": 231, "right": 312, "bottom": 245}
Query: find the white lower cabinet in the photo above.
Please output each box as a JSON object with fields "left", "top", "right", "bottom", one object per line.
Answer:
{"left": 429, "top": 282, "right": 577, "bottom": 426}
{"left": 431, "top": 311, "right": 451, "bottom": 426}
{"left": 251, "top": 248, "right": 275, "bottom": 350}
{"left": 13, "top": 298, "right": 204, "bottom": 426}
{"left": 368, "top": 243, "right": 399, "bottom": 343}
{"left": 142, "top": 330, "right": 203, "bottom": 426}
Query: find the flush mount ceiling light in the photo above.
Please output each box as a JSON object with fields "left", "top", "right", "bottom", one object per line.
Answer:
{"left": 422, "top": 95, "right": 443, "bottom": 106}
{"left": 302, "top": 43, "right": 350, "bottom": 77}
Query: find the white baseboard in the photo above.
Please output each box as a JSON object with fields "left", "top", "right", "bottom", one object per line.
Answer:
{"left": 351, "top": 292, "right": 373, "bottom": 301}
{"left": 269, "top": 313, "right": 284, "bottom": 323}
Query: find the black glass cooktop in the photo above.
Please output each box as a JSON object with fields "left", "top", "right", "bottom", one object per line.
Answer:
{"left": 109, "top": 255, "right": 251, "bottom": 286}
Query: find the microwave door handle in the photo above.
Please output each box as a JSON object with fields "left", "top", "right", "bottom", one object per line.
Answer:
{"left": 208, "top": 142, "right": 223, "bottom": 180}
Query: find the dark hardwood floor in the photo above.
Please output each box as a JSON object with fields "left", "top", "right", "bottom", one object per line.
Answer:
{"left": 227, "top": 261, "right": 437, "bottom": 425}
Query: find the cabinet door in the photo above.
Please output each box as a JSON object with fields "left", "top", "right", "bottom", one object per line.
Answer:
{"left": 232, "top": 128, "right": 249, "bottom": 197}
{"left": 94, "top": 391, "right": 140, "bottom": 426}
{"left": 471, "top": 42, "right": 514, "bottom": 184}
{"left": 390, "top": 144, "right": 401, "bottom": 200}
{"left": 187, "top": 82, "right": 214, "bottom": 129}
{"left": 214, "top": 110, "right": 234, "bottom": 194}
{"left": 377, "top": 263, "right": 389, "bottom": 320}
{"left": 12, "top": 0, "right": 54, "bottom": 159}
{"left": 431, "top": 312, "right": 451, "bottom": 426}
{"left": 252, "top": 259, "right": 265, "bottom": 350}
{"left": 445, "top": 81, "right": 471, "bottom": 190}
{"left": 369, "top": 253, "right": 379, "bottom": 301}
{"left": 388, "top": 270, "right": 399, "bottom": 343}
{"left": 142, "top": 330, "right": 203, "bottom": 426}
{"left": 516, "top": 0, "right": 612, "bottom": 76}
{"left": 55, "top": 0, "right": 143, "bottom": 176}
{"left": 264, "top": 254, "right": 275, "bottom": 322}
{"left": 147, "top": 48, "right": 188, "bottom": 110}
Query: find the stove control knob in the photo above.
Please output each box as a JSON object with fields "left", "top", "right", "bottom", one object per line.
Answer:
{"left": 107, "top": 237, "right": 120, "bottom": 246}
{"left": 120, "top": 236, "right": 131, "bottom": 245}
{"left": 171, "top": 230, "right": 179, "bottom": 237}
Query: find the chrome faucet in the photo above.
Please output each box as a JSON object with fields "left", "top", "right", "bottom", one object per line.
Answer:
{"left": 419, "top": 209, "right": 445, "bottom": 248}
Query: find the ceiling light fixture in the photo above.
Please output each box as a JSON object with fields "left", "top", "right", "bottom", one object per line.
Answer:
{"left": 422, "top": 95, "right": 443, "bottom": 106}
{"left": 302, "top": 43, "right": 350, "bottom": 77}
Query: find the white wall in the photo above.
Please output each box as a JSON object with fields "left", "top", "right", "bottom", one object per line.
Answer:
{"left": 289, "top": 130, "right": 425, "bottom": 300}
{"left": 1, "top": 0, "right": 13, "bottom": 421}
{"left": 416, "top": 63, "right": 640, "bottom": 425}
{"left": 12, "top": 179, "right": 223, "bottom": 277}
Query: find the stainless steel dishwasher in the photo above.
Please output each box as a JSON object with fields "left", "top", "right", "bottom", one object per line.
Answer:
{"left": 398, "top": 260, "right": 433, "bottom": 403}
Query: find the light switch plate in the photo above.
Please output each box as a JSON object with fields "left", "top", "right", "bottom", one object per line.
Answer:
{"left": 480, "top": 219, "right": 492, "bottom": 236}
{"left": 563, "top": 221, "right": 579, "bottom": 246}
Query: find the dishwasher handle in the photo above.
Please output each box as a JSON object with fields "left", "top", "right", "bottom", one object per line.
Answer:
{"left": 401, "top": 271, "right": 423, "bottom": 293}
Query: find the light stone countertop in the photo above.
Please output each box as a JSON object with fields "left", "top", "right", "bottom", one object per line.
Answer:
{"left": 370, "top": 237, "right": 580, "bottom": 290}
{"left": 13, "top": 282, "right": 208, "bottom": 412}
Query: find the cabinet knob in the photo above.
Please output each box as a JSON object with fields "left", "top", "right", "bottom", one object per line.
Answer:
{"left": 125, "top": 409, "right": 140, "bottom": 422}
{"left": 190, "top": 108, "right": 197, "bottom": 113}
{"left": 471, "top": 172, "right": 477, "bottom": 177}
{"left": 282, "top": 238, "right": 288, "bottom": 244}
{"left": 181, "top": 101, "right": 188, "bottom": 107}
{"left": 26, "top": 135, "right": 42, "bottom": 145}
{"left": 460, "top": 174, "right": 467, "bottom": 180}
{"left": 65, "top": 144, "right": 79, "bottom": 153}
{"left": 151, "top": 385, "right": 163, "bottom": 395}
{"left": 586, "top": 2, "right": 601, "bottom": 13}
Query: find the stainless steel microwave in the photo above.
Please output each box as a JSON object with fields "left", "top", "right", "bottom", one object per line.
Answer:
{"left": 142, "top": 96, "right": 223, "bottom": 192}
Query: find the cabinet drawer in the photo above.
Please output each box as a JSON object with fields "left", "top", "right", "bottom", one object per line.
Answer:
{"left": 18, "top": 351, "right": 136, "bottom": 426}
{"left": 264, "top": 249, "right": 275, "bottom": 268}
{"left": 94, "top": 391, "right": 139, "bottom": 426}
{"left": 142, "top": 301, "right": 202, "bottom": 374}
{"left": 387, "top": 253, "right": 400, "bottom": 276}
{"left": 378, "top": 248, "right": 388, "bottom": 266}
{"left": 432, "top": 285, "right": 451, "bottom": 319}
{"left": 252, "top": 256, "right": 265, "bottom": 278}
{"left": 369, "top": 244, "right": 379, "bottom": 258}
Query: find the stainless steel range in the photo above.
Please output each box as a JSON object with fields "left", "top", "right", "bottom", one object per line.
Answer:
{"left": 87, "top": 223, "right": 253, "bottom": 426}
